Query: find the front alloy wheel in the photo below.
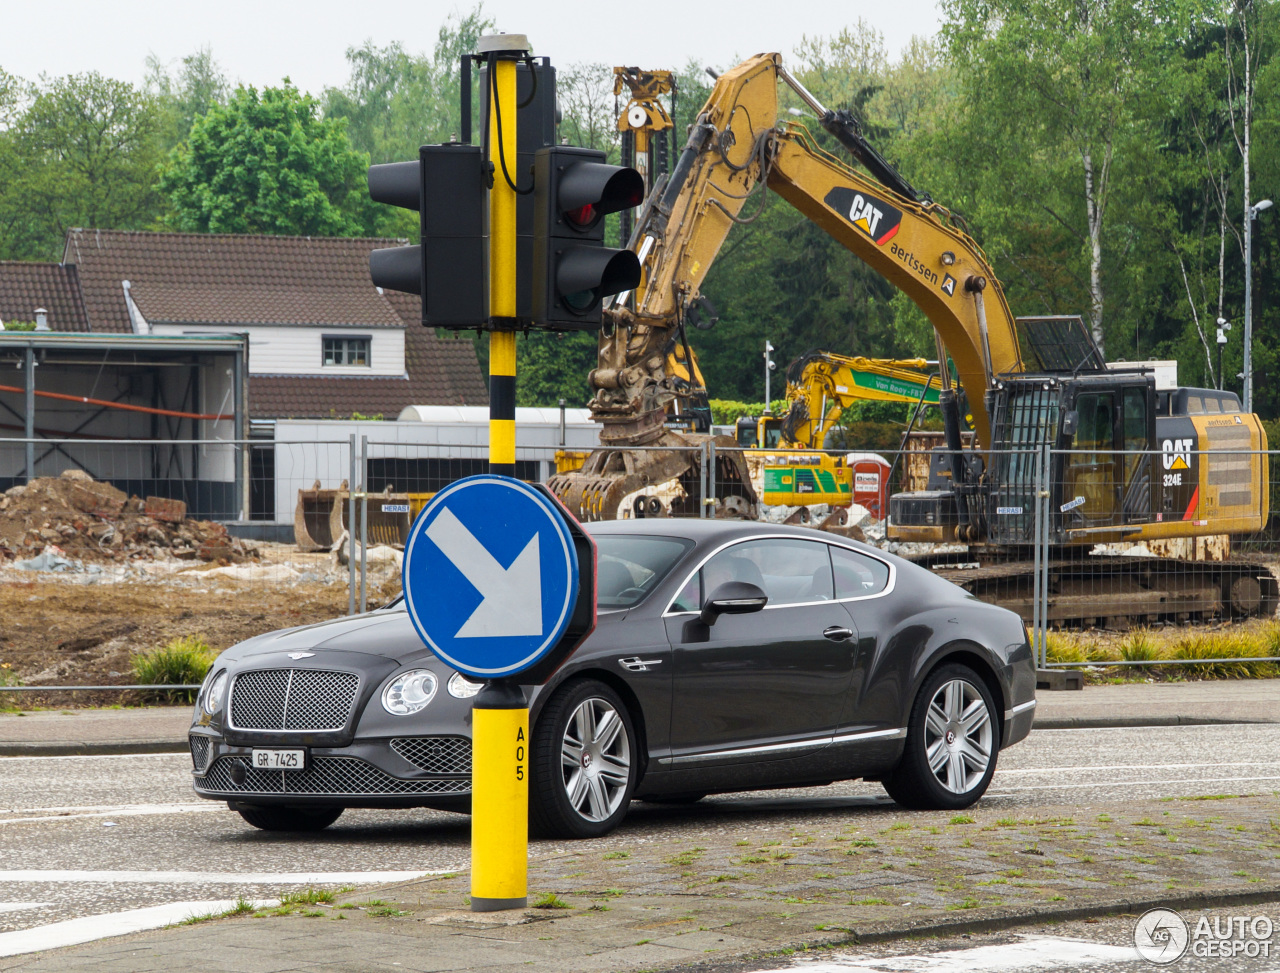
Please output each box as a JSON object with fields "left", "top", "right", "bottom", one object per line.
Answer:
{"left": 531, "top": 679, "right": 637, "bottom": 838}
{"left": 884, "top": 663, "right": 1000, "bottom": 810}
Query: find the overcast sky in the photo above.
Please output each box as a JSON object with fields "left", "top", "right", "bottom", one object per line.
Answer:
{"left": 3, "top": 0, "right": 943, "bottom": 95}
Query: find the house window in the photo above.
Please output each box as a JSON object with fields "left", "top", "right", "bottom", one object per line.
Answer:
{"left": 323, "top": 336, "right": 371, "bottom": 367}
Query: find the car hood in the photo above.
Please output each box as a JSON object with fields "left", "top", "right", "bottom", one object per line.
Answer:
{"left": 219, "top": 609, "right": 436, "bottom": 667}
{"left": 218, "top": 605, "right": 633, "bottom": 669}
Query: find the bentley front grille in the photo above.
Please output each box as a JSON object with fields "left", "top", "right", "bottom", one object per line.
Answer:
{"left": 229, "top": 668, "right": 359, "bottom": 731}
{"left": 201, "top": 756, "right": 469, "bottom": 796}
{"left": 390, "top": 736, "right": 472, "bottom": 774}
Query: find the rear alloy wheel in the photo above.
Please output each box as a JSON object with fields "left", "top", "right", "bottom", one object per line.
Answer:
{"left": 884, "top": 664, "right": 999, "bottom": 810}
{"left": 233, "top": 805, "right": 344, "bottom": 832}
{"left": 531, "top": 679, "right": 637, "bottom": 839}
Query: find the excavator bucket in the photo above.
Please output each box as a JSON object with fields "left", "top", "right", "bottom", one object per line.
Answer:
{"left": 547, "top": 430, "right": 758, "bottom": 522}
{"left": 293, "top": 480, "right": 348, "bottom": 552}
{"left": 337, "top": 486, "right": 413, "bottom": 547}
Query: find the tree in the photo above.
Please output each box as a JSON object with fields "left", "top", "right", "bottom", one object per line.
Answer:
{"left": 146, "top": 46, "right": 230, "bottom": 150}
{"left": 323, "top": 6, "right": 495, "bottom": 166}
{"left": 939, "top": 0, "right": 1192, "bottom": 354}
{"left": 558, "top": 62, "right": 617, "bottom": 152}
{"left": 160, "top": 81, "right": 371, "bottom": 236}
{"left": 0, "top": 72, "right": 164, "bottom": 260}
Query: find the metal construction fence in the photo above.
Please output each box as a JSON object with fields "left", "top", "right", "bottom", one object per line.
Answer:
{"left": 7, "top": 434, "right": 1280, "bottom": 690}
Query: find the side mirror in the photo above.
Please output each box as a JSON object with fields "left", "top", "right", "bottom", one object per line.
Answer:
{"left": 1061, "top": 410, "right": 1079, "bottom": 438}
{"left": 700, "top": 581, "right": 768, "bottom": 625}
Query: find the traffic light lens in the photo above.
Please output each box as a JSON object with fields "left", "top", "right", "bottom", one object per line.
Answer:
{"left": 562, "top": 287, "right": 597, "bottom": 312}
{"left": 565, "top": 203, "right": 596, "bottom": 227}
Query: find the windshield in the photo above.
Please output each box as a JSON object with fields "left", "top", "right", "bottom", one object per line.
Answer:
{"left": 594, "top": 535, "right": 695, "bottom": 610}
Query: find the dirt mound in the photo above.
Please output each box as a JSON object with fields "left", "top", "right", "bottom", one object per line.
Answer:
{"left": 0, "top": 472, "right": 257, "bottom": 565}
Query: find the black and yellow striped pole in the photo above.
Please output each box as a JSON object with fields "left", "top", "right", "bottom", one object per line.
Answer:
{"left": 471, "top": 32, "right": 529, "bottom": 914}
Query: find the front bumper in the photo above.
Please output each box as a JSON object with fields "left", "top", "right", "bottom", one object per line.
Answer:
{"left": 189, "top": 730, "right": 472, "bottom": 809}
{"left": 1002, "top": 698, "right": 1036, "bottom": 748}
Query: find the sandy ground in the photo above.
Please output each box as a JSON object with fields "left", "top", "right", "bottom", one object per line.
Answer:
{"left": 0, "top": 543, "right": 401, "bottom": 706}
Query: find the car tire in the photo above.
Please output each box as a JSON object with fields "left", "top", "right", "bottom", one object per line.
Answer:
{"left": 234, "top": 805, "right": 344, "bottom": 832}
{"left": 530, "top": 679, "right": 638, "bottom": 839}
{"left": 884, "top": 663, "right": 1000, "bottom": 811}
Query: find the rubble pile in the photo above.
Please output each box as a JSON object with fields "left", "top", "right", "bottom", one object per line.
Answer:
{"left": 0, "top": 471, "right": 257, "bottom": 565}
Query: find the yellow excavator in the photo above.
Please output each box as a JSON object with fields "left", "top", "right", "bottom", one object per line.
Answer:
{"left": 735, "top": 351, "right": 943, "bottom": 506}
{"left": 550, "top": 52, "right": 1275, "bottom": 625}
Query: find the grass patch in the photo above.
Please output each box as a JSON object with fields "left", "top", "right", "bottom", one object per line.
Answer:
{"left": 602, "top": 851, "right": 630, "bottom": 860}
{"left": 531, "top": 892, "right": 572, "bottom": 910}
{"left": 949, "top": 815, "right": 976, "bottom": 825}
{"left": 132, "top": 635, "right": 215, "bottom": 703}
{"left": 366, "top": 906, "right": 412, "bottom": 918}
{"left": 666, "top": 848, "right": 705, "bottom": 867}
{"left": 181, "top": 896, "right": 255, "bottom": 924}
{"left": 279, "top": 888, "right": 336, "bottom": 906}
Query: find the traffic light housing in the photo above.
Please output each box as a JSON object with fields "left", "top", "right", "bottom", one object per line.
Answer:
{"left": 368, "top": 144, "right": 488, "bottom": 329}
{"left": 532, "top": 146, "right": 644, "bottom": 330}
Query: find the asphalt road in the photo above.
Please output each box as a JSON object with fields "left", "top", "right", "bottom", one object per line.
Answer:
{"left": 1, "top": 723, "right": 1279, "bottom": 941}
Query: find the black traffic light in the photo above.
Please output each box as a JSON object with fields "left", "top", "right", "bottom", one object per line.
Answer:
{"left": 532, "top": 145, "right": 644, "bottom": 330}
{"left": 368, "top": 143, "right": 488, "bottom": 329}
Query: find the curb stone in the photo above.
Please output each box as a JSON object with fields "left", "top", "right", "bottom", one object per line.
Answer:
{"left": 659, "top": 882, "right": 1280, "bottom": 972}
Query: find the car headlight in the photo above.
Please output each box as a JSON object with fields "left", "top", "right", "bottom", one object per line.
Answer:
{"left": 202, "top": 670, "right": 228, "bottom": 716}
{"left": 448, "top": 672, "right": 484, "bottom": 699}
{"left": 382, "top": 669, "right": 438, "bottom": 716}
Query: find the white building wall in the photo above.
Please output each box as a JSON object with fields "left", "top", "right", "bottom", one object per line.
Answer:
{"left": 151, "top": 324, "right": 405, "bottom": 377}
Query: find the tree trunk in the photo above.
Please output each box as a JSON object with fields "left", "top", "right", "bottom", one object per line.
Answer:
{"left": 1083, "top": 149, "right": 1105, "bottom": 355}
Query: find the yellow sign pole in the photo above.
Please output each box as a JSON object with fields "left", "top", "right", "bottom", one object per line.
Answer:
{"left": 472, "top": 32, "right": 529, "bottom": 914}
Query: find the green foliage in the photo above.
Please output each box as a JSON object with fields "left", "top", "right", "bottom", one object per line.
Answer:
{"left": 707, "top": 400, "right": 787, "bottom": 426}
{"left": 514, "top": 331, "right": 598, "bottom": 409}
{"left": 531, "top": 892, "right": 572, "bottom": 909}
{"left": 322, "top": 8, "right": 494, "bottom": 168}
{"left": 160, "top": 81, "right": 373, "bottom": 236}
{"left": 131, "top": 635, "right": 215, "bottom": 702}
{"left": 145, "top": 47, "right": 230, "bottom": 148}
{"left": 2, "top": 321, "right": 36, "bottom": 332}
{"left": 0, "top": 72, "right": 165, "bottom": 260}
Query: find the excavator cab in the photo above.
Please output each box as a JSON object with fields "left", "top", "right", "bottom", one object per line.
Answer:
{"left": 735, "top": 415, "right": 785, "bottom": 449}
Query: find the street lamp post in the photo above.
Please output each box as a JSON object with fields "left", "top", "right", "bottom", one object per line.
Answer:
{"left": 1244, "top": 198, "right": 1273, "bottom": 413}
{"left": 1218, "top": 321, "right": 1228, "bottom": 394}
{"left": 763, "top": 340, "right": 776, "bottom": 413}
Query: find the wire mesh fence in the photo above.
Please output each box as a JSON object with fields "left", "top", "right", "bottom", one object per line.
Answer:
{"left": 6, "top": 434, "right": 1280, "bottom": 695}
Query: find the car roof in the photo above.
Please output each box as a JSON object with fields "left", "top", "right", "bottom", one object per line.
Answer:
{"left": 584, "top": 518, "right": 846, "bottom": 545}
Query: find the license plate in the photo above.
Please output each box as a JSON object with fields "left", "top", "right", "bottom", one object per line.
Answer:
{"left": 251, "top": 748, "right": 306, "bottom": 770}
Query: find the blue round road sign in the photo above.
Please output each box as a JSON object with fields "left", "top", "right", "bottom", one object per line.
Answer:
{"left": 401, "top": 475, "right": 580, "bottom": 679}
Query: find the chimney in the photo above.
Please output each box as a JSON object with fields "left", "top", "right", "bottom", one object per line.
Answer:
{"left": 34, "top": 307, "right": 49, "bottom": 331}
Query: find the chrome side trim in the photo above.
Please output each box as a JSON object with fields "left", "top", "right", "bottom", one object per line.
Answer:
{"left": 1004, "top": 699, "right": 1037, "bottom": 720}
{"left": 659, "top": 726, "right": 907, "bottom": 765}
{"left": 662, "top": 534, "right": 896, "bottom": 617}
{"left": 831, "top": 726, "right": 908, "bottom": 745}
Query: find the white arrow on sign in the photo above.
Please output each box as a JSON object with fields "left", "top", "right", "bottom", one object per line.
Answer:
{"left": 424, "top": 507, "right": 542, "bottom": 638}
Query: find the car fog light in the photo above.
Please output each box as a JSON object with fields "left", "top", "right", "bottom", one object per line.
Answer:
{"left": 203, "top": 670, "right": 228, "bottom": 716}
{"left": 448, "top": 672, "right": 484, "bottom": 699}
{"left": 382, "top": 669, "right": 438, "bottom": 716}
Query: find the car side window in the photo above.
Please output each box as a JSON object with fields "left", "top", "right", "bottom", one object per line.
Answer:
{"left": 831, "top": 546, "right": 890, "bottom": 598}
{"left": 700, "top": 538, "right": 834, "bottom": 608}
{"left": 671, "top": 571, "right": 700, "bottom": 613}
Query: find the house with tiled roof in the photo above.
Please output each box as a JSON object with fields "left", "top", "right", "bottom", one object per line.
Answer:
{"left": 0, "top": 261, "right": 89, "bottom": 332}
{"left": 62, "top": 229, "right": 487, "bottom": 419}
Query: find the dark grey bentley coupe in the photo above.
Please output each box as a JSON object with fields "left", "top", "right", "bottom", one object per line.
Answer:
{"left": 189, "top": 519, "right": 1036, "bottom": 838}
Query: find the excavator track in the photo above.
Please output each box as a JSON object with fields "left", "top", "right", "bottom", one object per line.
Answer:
{"left": 911, "top": 551, "right": 1280, "bottom": 628}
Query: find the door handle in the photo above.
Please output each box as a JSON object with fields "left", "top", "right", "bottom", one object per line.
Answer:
{"left": 823, "top": 626, "right": 854, "bottom": 642}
